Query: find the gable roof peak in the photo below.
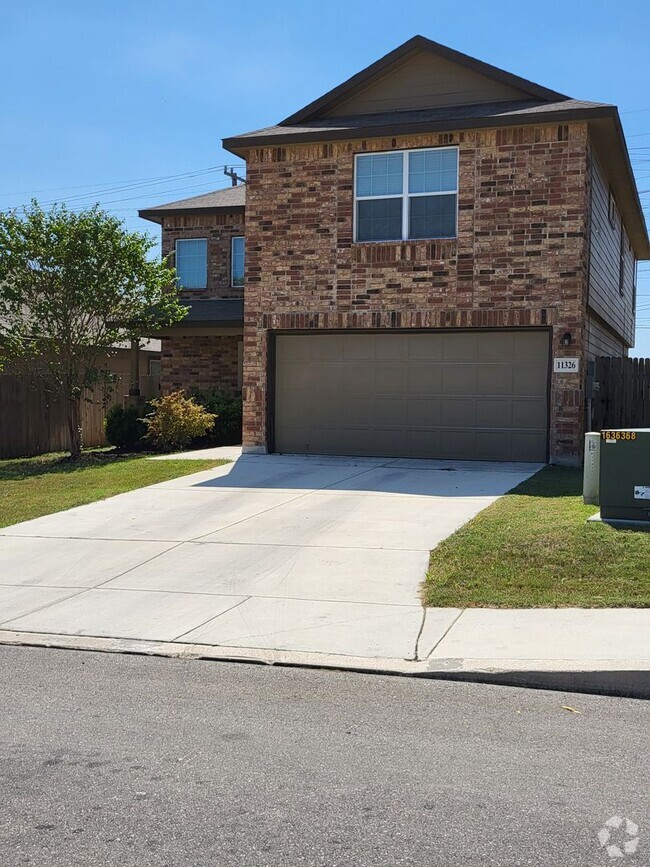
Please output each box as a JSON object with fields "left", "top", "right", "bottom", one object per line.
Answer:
{"left": 280, "top": 35, "right": 570, "bottom": 126}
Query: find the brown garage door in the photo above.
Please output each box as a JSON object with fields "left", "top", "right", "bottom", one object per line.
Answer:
{"left": 274, "top": 331, "right": 549, "bottom": 462}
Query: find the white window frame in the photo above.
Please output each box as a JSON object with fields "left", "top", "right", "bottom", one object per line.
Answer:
{"left": 231, "top": 235, "right": 245, "bottom": 288}
{"left": 353, "top": 146, "right": 459, "bottom": 243}
{"left": 175, "top": 238, "right": 208, "bottom": 289}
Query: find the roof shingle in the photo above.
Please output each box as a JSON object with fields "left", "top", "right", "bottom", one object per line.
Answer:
{"left": 224, "top": 99, "right": 614, "bottom": 151}
{"left": 139, "top": 185, "right": 245, "bottom": 222}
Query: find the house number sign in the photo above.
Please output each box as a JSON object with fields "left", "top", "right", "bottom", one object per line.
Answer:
{"left": 553, "top": 357, "right": 579, "bottom": 373}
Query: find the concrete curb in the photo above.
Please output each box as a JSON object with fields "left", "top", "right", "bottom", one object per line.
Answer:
{"left": 0, "top": 630, "right": 647, "bottom": 699}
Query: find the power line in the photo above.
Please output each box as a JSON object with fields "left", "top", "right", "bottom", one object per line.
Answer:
{"left": 34, "top": 168, "right": 245, "bottom": 209}
{"left": 0, "top": 165, "right": 244, "bottom": 199}
{"left": 60, "top": 180, "right": 240, "bottom": 211}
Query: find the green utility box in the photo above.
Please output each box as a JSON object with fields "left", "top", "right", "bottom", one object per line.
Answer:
{"left": 599, "top": 429, "right": 650, "bottom": 522}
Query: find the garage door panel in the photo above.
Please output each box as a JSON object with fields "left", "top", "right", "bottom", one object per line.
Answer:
{"left": 309, "top": 395, "right": 342, "bottom": 425}
{"left": 309, "top": 364, "right": 344, "bottom": 391}
{"left": 442, "top": 366, "right": 477, "bottom": 395}
{"left": 275, "top": 394, "right": 308, "bottom": 427}
{"left": 513, "top": 366, "right": 548, "bottom": 395}
{"left": 476, "top": 366, "right": 514, "bottom": 395}
{"left": 513, "top": 331, "right": 547, "bottom": 362}
{"left": 407, "top": 364, "right": 443, "bottom": 395}
{"left": 277, "top": 425, "right": 310, "bottom": 453}
{"left": 375, "top": 335, "right": 408, "bottom": 360}
{"left": 407, "top": 335, "right": 443, "bottom": 360}
{"left": 510, "top": 431, "right": 548, "bottom": 462}
{"left": 475, "top": 432, "right": 514, "bottom": 461}
{"left": 330, "top": 427, "right": 376, "bottom": 454}
{"left": 375, "top": 398, "right": 407, "bottom": 425}
{"left": 276, "top": 364, "right": 315, "bottom": 390}
{"left": 512, "top": 399, "right": 547, "bottom": 429}
{"left": 441, "top": 398, "right": 477, "bottom": 427}
{"left": 341, "top": 364, "right": 372, "bottom": 395}
{"left": 438, "top": 430, "right": 476, "bottom": 458}
{"left": 342, "top": 338, "right": 374, "bottom": 361}
{"left": 407, "top": 398, "right": 441, "bottom": 426}
{"left": 374, "top": 363, "right": 408, "bottom": 394}
{"left": 278, "top": 334, "right": 328, "bottom": 361}
{"left": 476, "top": 399, "right": 512, "bottom": 427}
{"left": 442, "top": 332, "right": 479, "bottom": 362}
{"left": 477, "top": 331, "right": 514, "bottom": 362}
{"left": 341, "top": 397, "right": 373, "bottom": 426}
{"left": 407, "top": 429, "right": 442, "bottom": 457}
{"left": 275, "top": 332, "right": 549, "bottom": 461}
{"left": 368, "top": 428, "right": 403, "bottom": 454}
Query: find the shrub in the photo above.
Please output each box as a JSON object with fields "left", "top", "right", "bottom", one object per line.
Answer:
{"left": 191, "top": 390, "right": 242, "bottom": 446}
{"left": 104, "top": 404, "right": 147, "bottom": 450}
{"left": 143, "top": 391, "right": 215, "bottom": 452}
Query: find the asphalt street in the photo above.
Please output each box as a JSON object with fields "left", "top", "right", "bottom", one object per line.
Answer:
{"left": 1, "top": 646, "right": 648, "bottom": 866}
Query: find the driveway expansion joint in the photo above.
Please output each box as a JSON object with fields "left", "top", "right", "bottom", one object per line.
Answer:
{"left": 424, "top": 608, "right": 466, "bottom": 658}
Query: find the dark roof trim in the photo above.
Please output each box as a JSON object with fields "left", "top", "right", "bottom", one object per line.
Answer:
{"left": 182, "top": 299, "right": 243, "bottom": 326}
{"left": 280, "top": 35, "right": 569, "bottom": 126}
{"left": 224, "top": 104, "right": 615, "bottom": 152}
{"left": 139, "top": 204, "right": 245, "bottom": 224}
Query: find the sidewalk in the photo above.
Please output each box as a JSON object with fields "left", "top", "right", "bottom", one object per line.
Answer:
{"left": 1, "top": 606, "right": 647, "bottom": 698}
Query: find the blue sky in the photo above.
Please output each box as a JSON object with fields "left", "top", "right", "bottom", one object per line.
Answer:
{"left": 1, "top": 0, "right": 649, "bottom": 353}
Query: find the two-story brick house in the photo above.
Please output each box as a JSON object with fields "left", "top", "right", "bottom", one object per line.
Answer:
{"left": 140, "top": 36, "right": 648, "bottom": 466}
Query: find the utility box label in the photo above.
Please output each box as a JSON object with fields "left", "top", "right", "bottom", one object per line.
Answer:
{"left": 634, "top": 486, "right": 650, "bottom": 500}
{"left": 554, "top": 357, "right": 579, "bottom": 373}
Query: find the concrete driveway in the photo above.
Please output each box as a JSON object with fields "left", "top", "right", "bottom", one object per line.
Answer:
{"left": 0, "top": 452, "right": 541, "bottom": 659}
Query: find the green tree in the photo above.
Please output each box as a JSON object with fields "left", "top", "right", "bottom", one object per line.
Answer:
{"left": 0, "top": 201, "right": 186, "bottom": 458}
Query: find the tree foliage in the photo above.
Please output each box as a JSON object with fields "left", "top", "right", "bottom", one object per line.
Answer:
{"left": 0, "top": 201, "right": 187, "bottom": 456}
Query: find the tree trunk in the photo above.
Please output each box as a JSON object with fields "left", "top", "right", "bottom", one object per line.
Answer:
{"left": 67, "top": 395, "right": 82, "bottom": 459}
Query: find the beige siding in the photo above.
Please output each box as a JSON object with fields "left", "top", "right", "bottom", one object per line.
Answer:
{"left": 588, "top": 148, "right": 636, "bottom": 345}
{"left": 585, "top": 314, "right": 627, "bottom": 360}
{"left": 324, "top": 49, "right": 530, "bottom": 117}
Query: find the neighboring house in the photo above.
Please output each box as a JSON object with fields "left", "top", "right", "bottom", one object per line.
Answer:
{"left": 110, "top": 339, "right": 162, "bottom": 398}
{"left": 140, "top": 36, "right": 649, "bottom": 466}
{"left": 139, "top": 188, "right": 245, "bottom": 397}
{"left": 1, "top": 340, "right": 161, "bottom": 397}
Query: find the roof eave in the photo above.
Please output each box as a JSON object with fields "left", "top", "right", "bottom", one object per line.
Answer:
{"left": 138, "top": 205, "right": 246, "bottom": 223}
{"left": 223, "top": 105, "right": 614, "bottom": 153}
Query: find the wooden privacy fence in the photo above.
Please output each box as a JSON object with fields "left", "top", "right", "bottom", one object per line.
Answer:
{"left": 0, "top": 374, "right": 160, "bottom": 459}
{"left": 589, "top": 356, "right": 650, "bottom": 431}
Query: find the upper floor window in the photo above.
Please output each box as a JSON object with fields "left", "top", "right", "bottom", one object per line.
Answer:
{"left": 608, "top": 189, "right": 617, "bottom": 227}
{"left": 354, "top": 147, "right": 458, "bottom": 243}
{"left": 231, "top": 236, "right": 245, "bottom": 287}
{"left": 175, "top": 238, "right": 207, "bottom": 289}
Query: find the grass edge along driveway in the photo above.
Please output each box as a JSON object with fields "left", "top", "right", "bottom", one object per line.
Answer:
{"left": 424, "top": 466, "right": 650, "bottom": 608}
{"left": 0, "top": 452, "right": 229, "bottom": 528}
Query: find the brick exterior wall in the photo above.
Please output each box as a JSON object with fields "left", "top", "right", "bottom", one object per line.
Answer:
{"left": 160, "top": 335, "right": 241, "bottom": 395}
{"left": 159, "top": 211, "right": 244, "bottom": 397}
{"left": 162, "top": 212, "right": 245, "bottom": 301}
{"left": 242, "top": 122, "right": 590, "bottom": 465}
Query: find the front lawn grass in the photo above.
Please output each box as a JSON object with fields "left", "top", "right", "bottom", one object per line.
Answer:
{"left": 0, "top": 451, "right": 229, "bottom": 528}
{"left": 424, "top": 466, "right": 650, "bottom": 608}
